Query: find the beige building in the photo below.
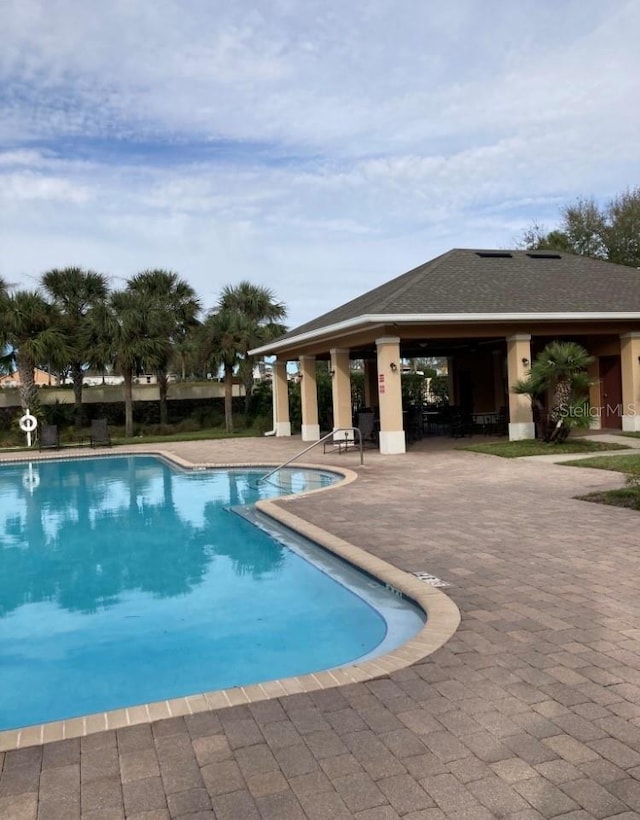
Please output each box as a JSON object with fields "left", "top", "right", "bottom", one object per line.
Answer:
{"left": 0, "top": 368, "right": 57, "bottom": 388}
{"left": 250, "top": 249, "right": 640, "bottom": 454}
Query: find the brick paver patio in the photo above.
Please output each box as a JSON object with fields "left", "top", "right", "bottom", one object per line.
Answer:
{"left": 1, "top": 434, "right": 640, "bottom": 819}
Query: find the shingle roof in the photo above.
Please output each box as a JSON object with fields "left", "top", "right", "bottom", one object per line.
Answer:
{"left": 277, "top": 249, "right": 640, "bottom": 342}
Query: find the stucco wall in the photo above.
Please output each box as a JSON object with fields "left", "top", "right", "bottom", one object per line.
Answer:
{"left": 0, "top": 382, "right": 244, "bottom": 408}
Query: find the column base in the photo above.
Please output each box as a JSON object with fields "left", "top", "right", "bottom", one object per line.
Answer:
{"left": 622, "top": 415, "right": 640, "bottom": 432}
{"left": 301, "top": 424, "right": 320, "bottom": 441}
{"left": 275, "top": 422, "right": 291, "bottom": 437}
{"left": 379, "top": 430, "right": 406, "bottom": 454}
{"left": 508, "top": 422, "right": 535, "bottom": 441}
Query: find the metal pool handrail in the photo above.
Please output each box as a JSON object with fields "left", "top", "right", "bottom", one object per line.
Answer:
{"left": 257, "top": 427, "right": 364, "bottom": 484}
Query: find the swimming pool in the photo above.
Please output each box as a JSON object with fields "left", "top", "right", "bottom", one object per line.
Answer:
{"left": 0, "top": 455, "right": 425, "bottom": 730}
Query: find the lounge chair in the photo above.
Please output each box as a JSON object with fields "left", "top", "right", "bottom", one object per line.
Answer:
{"left": 39, "top": 424, "right": 60, "bottom": 451}
{"left": 90, "top": 418, "right": 112, "bottom": 448}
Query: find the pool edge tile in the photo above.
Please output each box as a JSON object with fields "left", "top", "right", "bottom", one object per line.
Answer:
{"left": 85, "top": 713, "right": 109, "bottom": 735}
{"left": 166, "top": 698, "right": 192, "bottom": 718}
{"left": 63, "top": 717, "right": 86, "bottom": 740}
{"left": 185, "top": 695, "right": 210, "bottom": 714}
{"left": 105, "top": 709, "right": 130, "bottom": 730}
{"left": 0, "top": 730, "right": 21, "bottom": 752}
{"left": 41, "top": 721, "right": 64, "bottom": 745}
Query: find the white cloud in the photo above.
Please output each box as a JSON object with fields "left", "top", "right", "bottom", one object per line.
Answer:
{"left": 1, "top": 171, "right": 91, "bottom": 203}
{"left": 1, "top": 0, "right": 639, "bottom": 326}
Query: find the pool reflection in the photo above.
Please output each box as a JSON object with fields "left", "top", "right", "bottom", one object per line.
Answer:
{"left": 0, "top": 457, "right": 285, "bottom": 617}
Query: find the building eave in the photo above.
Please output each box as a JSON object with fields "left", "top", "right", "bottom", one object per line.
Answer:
{"left": 249, "top": 312, "right": 640, "bottom": 357}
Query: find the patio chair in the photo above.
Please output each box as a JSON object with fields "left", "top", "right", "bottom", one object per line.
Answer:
{"left": 404, "top": 406, "right": 423, "bottom": 444}
{"left": 356, "top": 411, "right": 378, "bottom": 448}
{"left": 495, "top": 406, "right": 508, "bottom": 436}
{"left": 90, "top": 418, "right": 112, "bottom": 448}
{"left": 39, "top": 424, "right": 60, "bottom": 451}
{"left": 448, "top": 406, "right": 471, "bottom": 438}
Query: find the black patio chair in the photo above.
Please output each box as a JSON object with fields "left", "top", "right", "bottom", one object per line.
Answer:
{"left": 90, "top": 418, "right": 112, "bottom": 448}
{"left": 404, "top": 406, "right": 423, "bottom": 444}
{"left": 356, "top": 411, "right": 378, "bottom": 448}
{"left": 495, "top": 406, "right": 508, "bottom": 436}
{"left": 39, "top": 424, "right": 60, "bottom": 451}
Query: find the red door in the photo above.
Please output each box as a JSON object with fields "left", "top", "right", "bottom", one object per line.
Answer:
{"left": 599, "top": 356, "right": 622, "bottom": 429}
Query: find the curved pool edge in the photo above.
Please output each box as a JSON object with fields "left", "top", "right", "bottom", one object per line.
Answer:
{"left": 0, "top": 446, "right": 461, "bottom": 751}
{"left": 255, "top": 497, "right": 461, "bottom": 675}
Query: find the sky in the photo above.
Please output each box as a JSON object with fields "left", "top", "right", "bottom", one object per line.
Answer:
{"left": 2, "top": 0, "right": 639, "bottom": 329}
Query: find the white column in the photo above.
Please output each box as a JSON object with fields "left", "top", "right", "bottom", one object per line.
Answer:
{"left": 330, "top": 348, "right": 352, "bottom": 440}
{"left": 506, "top": 334, "right": 535, "bottom": 440}
{"left": 587, "top": 359, "right": 601, "bottom": 430}
{"left": 273, "top": 359, "right": 291, "bottom": 436}
{"left": 621, "top": 333, "right": 640, "bottom": 431}
{"left": 376, "top": 336, "right": 406, "bottom": 454}
{"left": 446, "top": 357, "right": 455, "bottom": 405}
{"left": 299, "top": 355, "right": 320, "bottom": 441}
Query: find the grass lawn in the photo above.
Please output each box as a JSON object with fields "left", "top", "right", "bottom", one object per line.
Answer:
{"left": 560, "top": 453, "right": 640, "bottom": 512}
{"left": 110, "top": 428, "right": 260, "bottom": 446}
{"left": 0, "top": 427, "right": 262, "bottom": 454}
{"left": 559, "top": 453, "right": 640, "bottom": 475}
{"left": 577, "top": 487, "right": 640, "bottom": 511}
{"left": 458, "top": 439, "right": 630, "bottom": 458}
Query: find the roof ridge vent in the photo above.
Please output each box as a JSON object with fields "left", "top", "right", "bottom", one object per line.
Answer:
{"left": 475, "top": 251, "right": 513, "bottom": 258}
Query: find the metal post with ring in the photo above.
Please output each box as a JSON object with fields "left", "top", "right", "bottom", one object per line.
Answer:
{"left": 19, "top": 409, "right": 38, "bottom": 448}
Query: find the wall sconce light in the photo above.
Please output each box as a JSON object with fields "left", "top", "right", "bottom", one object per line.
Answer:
{"left": 637, "top": 356, "right": 640, "bottom": 365}
{"left": 521, "top": 357, "right": 530, "bottom": 368}
{"left": 389, "top": 362, "right": 398, "bottom": 372}
{"left": 329, "top": 369, "right": 335, "bottom": 377}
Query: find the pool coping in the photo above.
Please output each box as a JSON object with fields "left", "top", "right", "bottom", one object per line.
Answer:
{"left": 0, "top": 446, "right": 461, "bottom": 751}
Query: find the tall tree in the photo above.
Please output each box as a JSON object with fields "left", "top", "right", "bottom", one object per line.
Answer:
{"left": 606, "top": 188, "right": 640, "bottom": 267}
{"left": 199, "top": 308, "right": 253, "bottom": 433}
{"left": 217, "top": 281, "right": 287, "bottom": 414}
{"left": 0, "top": 290, "right": 66, "bottom": 411}
{"left": 102, "top": 290, "right": 168, "bottom": 437}
{"left": 126, "top": 270, "right": 201, "bottom": 425}
{"left": 0, "top": 278, "right": 8, "bottom": 375}
{"left": 41, "top": 267, "right": 109, "bottom": 429}
{"left": 519, "top": 186, "right": 640, "bottom": 268}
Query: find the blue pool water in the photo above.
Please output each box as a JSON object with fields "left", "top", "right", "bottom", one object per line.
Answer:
{"left": 0, "top": 456, "right": 424, "bottom": 730}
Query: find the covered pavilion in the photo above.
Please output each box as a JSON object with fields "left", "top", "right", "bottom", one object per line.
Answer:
{"left": 250, "top": 249, "right": 640, "bottom": 453}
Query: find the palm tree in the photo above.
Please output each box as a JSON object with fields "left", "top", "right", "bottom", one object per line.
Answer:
{"left": 103, "top": 290, "right": 169, "bottom": 437}
{"left": 171, "top": 330, "right": 199, "bottom": 381}
{"left": 199, "top": 308, "right": 253, "bottom": 433}
{"left": 0, "top": 290, "right": 67, "bottom": 411}
{"left": 514, "top": 341, "right": 594, "bottom": 442}
{"left": 41, "top": 267, "right": 109, "bottom": 429}
{"left": 126, "top": 270, "right": 201, "bottom": 425}
{"left": 217, "top": 281, "right": 287, "bottom": 413}
{"left": 0, "top": 278, "right": 8, "bottom": 373}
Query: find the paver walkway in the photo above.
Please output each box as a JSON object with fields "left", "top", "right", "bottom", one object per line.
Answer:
{"left": 2, "top": 435, "right": 640, "bottom": 819}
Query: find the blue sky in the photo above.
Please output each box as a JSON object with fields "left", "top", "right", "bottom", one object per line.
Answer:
{"left": 2, "top": 0, "right": 639, "bottom": 328}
